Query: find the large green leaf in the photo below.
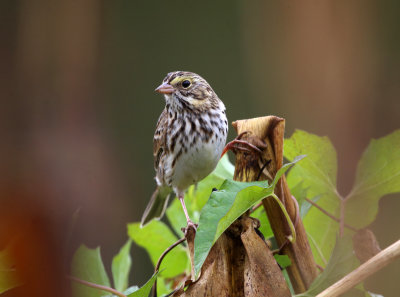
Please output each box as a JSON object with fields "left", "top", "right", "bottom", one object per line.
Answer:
{"left": 284, "top": 130, "right": 340, "bottom": 266}
{"left": 0, "top": 244, "right": 21, "bottom": 294}
{"left": 112, "top": 239, "right": 132, "bottom": 292}
{"left": 166, "top": 154, "right": 234, "bottom": 235}
{"left": 346, "top": 130, "right": 400, "bottom": 227}
{"left": 296, "top": 235, "right": 359, "bottom": 297}
{"left": 127, "top": 221, "right": 188, "bottom": 278}
{"left": 71, "top": 245, "right": 110, "bottom": 297}
{"left": 193, "top": 156, "right": 303, "bottom": 277}
{"left": 193, "top": 180, "right": 265, "bottom": 277}
{"left": 285, "top": 130, "right": 338, "bottom": 197}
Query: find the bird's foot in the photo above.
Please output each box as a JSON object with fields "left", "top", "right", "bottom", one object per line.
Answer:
{"left": 221, "top": 131, "right": 263, "bottom": 157}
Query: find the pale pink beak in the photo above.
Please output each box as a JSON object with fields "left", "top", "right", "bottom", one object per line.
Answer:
{"left": 155, "top": 83, "right": 174, "bottom": 94}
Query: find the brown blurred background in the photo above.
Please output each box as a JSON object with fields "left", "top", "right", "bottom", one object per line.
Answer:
{"left": 1, "top": 0, "right": 399, "bottom": 296}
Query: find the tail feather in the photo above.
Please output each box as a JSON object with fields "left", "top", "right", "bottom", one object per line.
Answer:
{"left": 141, "top": 186, "right": 173, "bottom": 227}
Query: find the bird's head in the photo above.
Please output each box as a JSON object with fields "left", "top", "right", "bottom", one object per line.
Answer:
{"left": 155, "top": 71, "right": 222, "bottom": 112}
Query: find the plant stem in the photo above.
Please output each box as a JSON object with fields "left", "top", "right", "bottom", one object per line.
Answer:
{"left": 68, "top": 275, "right": 127, "bottom": 297}
{"left": 152, "top": 237, "right": 186, "bottom": 297}
{"left": 155, "top": 237, "right": 186, "bottom": 272}
{"left": 304, "top": 198, "right": 357, "bottom": 232}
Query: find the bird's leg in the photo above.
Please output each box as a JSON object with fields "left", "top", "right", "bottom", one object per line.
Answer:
{"left": 178, "top": 193, "right": 197, "bottom": 236}
{"left": 179, "top": 194, "right": 191, "bottom": 224}
{"left": 221, "top": 131, "right": 263, "bottom": 157}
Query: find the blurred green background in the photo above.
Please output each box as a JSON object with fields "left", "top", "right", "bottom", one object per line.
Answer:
{"left": 1, "top": 0, "right": 399, "bottom": 296}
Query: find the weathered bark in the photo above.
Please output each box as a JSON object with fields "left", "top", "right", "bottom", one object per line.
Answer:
{"left": 233, "top": 116, "right": 318, "bottom": 293}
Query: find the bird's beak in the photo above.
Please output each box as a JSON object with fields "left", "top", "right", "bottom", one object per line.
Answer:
{"left": 155, "top": 83, "right": 174, "bottom": 94}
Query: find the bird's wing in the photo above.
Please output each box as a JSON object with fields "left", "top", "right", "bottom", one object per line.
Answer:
{"left": 153, "top": 108, "right": 168, "bottom": 175}
{"left": 141, "top": 109, "right": 173, "bottom": 226}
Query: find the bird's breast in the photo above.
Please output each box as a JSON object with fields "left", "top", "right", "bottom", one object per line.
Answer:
{"left": 165, "top": 110, "right": 227, "bottom": 192}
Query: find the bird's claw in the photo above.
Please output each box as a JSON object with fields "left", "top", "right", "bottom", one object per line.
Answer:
{"left": 221, "top": 131, "right": 263, "bottom": 157}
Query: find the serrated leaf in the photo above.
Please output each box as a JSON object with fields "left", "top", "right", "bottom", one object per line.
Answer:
{"left": 296, "top": 235, "right": 359, "bottom": 297}
{"left": 166, "top": 155, "right": 234, "bottom": 235}
{"left": 0, "top": 244, "right": 21, "bottom": 294}
{"left": 112, "top": 240, "right": 132, "bottom": 292}
{"left": 71, "top": 245, "right": 110, "bottom": 297}
{"left": 127, "top": 273, "right": 158, "bottom": 297}
{"left": 127, "top": 221, "right": 188, "bottom": 278}
{"left": 193, "top": 156, "right": 303, "bottom": 277}
{"left": 346, "top": 130, "right": 400, "bottom": 227}
{"left": 285, "top": 130, "right": 340, "bottom": 266}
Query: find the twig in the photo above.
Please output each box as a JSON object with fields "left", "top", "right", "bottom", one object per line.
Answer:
{"left": 152, "top": 237, "right": 186, "bottom": 297}
{"left": 155, "top": 237, "right": 186, "bottom": 272}
{"left": 250, "top": 201, "right": 263, "bottom": 213}
{"left": 316, "top": 239, "right": 400, "bottom": 297}
{"left": 68, "top": 275, "right": 127, "bottom": 297}
{"left": 305, "top": 198, "right": 358, "bottom": 232}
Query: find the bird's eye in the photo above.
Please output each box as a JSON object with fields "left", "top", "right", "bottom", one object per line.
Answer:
{"left": 182, "top": 80, "right": 191, "bottom": 88}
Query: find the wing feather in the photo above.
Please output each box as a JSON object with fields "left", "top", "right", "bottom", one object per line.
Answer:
{"left": 153, "top": 108, "right": 168, "bottom": 179}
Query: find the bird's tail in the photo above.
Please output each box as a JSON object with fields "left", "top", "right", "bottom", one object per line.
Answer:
{"left": 140, "top": 186, "right": 173, "bottom": 227}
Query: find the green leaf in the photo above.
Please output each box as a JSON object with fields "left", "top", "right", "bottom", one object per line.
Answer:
{"left": 194, "top": 180, "right": 265, "bottom": 277}
{"left": 300, "top": 195, "right": 322, "bottom": 219}
{"left": 285, "top": 130, "right": 340, "bottom": 266}
{"left": 285, "top": 129, "right": 400, "bottom": 269}
{"left": 127, "top": 221, "right": 188, "bottom": 278}
{"left": 346, "top": 130, "right": 400, "bottom": 227}
{"left": 71, "top": 245, "right": 110, "bottom": 297}
{"left": 296, "top": 235, "right": 359, "bottom": 297}
{"left": 289, "top": 181, "right": 322, "bottom": 219}
{"left": 166, "top": 155, "right": 234, "bottom": 236}
{"left": 127, "top": 273, "right": 158, "bottom": 297}
{"left": 123, "top": 286, "right": 139, "bottom": 295}
{"left": 112, "top": 239, "right": 132, "bottom": 292}
{"left": 285, "top": 130, "right": 338, "bottom": 195}
{"left": 193, "top": 156, "right": 304, "bottom": 277}
{"left": 155, "top": 276, "right": 171, "bottom": 297}
{"left": 274, "top": 254, "right": 291, "bottom": 269}
{"left": 0, "top": 243, "right": 22, "bottom": 294}
{"left": 165, "top": 198, "right": 187, "bottom": 237}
